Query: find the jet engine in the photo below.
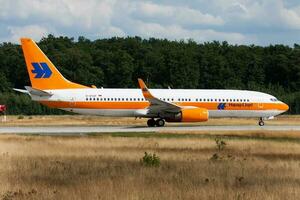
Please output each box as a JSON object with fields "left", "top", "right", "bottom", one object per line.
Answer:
{"left": 165, "top": 107, "right": 209, "bottom": 122}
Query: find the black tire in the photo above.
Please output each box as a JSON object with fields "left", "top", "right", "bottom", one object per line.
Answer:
{"left": 147, "top": 119, "right": 156, "bottom": 127}
{"left": 156, "top": 119, "right": 165, "bottom": 127}
{"left": 258, "top": 120, "right": 264, "bottom": 126}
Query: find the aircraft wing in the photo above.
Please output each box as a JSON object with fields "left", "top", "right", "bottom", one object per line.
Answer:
{"left": 138, "top": 79, "right": 181, "bottom": 114}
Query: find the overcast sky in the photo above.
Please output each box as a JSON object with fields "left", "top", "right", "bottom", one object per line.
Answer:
{"left": 1, "top": 0, "right": 300, "bottom": 46}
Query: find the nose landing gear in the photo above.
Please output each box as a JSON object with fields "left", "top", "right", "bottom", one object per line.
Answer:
{"left": 258, "top": 117, "right": 265, "bottom": 126}
{"left": 147, "top": 118, "right": 165, "bottom": 127}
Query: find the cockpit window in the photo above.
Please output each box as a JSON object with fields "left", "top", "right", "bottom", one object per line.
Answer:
{"left": 270, "top": 98, "right": 278, "bottom": 102}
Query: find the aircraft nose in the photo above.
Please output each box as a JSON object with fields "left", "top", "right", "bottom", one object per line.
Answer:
{"left": 282, "top": 103, "right": 289, "bottom": 111}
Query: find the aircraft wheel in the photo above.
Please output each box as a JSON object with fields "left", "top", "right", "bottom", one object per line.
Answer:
{"left": 156, "top": 119, "right": 165, "bottom": 127}
{"left": 147, "top": 119, "right": 156, "bottom": 127}
{"left": 258, "top": 118, "right": 264, "bottom": 126}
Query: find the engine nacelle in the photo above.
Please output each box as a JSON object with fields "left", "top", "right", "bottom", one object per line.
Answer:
{"left": 166, "top": 107, "right": 209, "bottom": 122}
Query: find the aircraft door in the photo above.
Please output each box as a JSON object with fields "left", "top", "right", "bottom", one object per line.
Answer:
{"left": 70, "top": 97, "right": 76, "bottom": 111}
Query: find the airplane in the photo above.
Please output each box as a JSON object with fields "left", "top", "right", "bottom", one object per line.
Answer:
{"left": 14, "top": 38, "right": 289, "bottom": 127}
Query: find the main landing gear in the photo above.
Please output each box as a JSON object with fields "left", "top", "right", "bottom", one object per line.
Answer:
{"left": 147, "top": 118, "right": 165, "bottom": 127}
{"left": 258, "top": 117, "right": 265, "bottom": 126}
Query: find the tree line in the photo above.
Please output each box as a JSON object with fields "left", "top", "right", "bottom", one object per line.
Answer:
{"left": 0, "top": 35, "right": 299, "bottom": 114}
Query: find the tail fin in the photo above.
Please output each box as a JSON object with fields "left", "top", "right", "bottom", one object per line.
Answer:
{"left": 20, "top": 38, "right": 88, "bottom": 90}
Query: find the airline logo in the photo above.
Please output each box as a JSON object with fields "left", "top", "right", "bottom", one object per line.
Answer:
{"left": 217, "top": 103, "right": 226, "bottom": 110}
{"left": 31, "top": 62, "right": 52, "bottom": 78}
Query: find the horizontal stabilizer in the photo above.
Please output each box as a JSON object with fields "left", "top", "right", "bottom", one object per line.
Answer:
{"left": 14, "top": 86, "right": 52, "bottom": 97}
{"left": 13, "top": 88, "right": 29, "bottom": 94}
{"left": 14, "top": 87, "right": 52, "bottom": 97}
{"left": 24, "top": 86, "right": 53, "bottom": 97}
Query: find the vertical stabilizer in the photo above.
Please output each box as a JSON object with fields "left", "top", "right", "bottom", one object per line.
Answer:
{"left": 20, "top": 38, "right": 88, "bottom": 90}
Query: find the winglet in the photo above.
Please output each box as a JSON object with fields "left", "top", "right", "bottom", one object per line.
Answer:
{"left": 138, "top": 78, "right": 154, "bottom": 99}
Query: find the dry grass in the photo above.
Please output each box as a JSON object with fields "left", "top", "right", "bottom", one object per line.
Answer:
{"left": 0, "top": 114, "right": 299, "bottom": 126}
{"left": 1, "top": 133, "right": 300, "bottom": 199}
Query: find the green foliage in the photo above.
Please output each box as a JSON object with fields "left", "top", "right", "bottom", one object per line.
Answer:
{"left": 0, "top": 35, "right": 299, "bottom": 114}
{"left": 140, "top": 152, "right": 160, "bottom": 167}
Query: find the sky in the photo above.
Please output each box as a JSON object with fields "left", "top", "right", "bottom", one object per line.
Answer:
{"left": 1, "top": 0, "right": 300, "bottom": 46}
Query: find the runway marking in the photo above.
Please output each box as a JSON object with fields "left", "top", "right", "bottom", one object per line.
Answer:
{"left": 0, "top": 125, "right": 299, "bottom": 135}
